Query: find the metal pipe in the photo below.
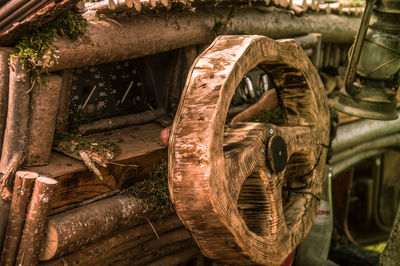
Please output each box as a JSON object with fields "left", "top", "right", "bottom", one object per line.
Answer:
{"left": 0, "top": 0, "right": 29, "bottom": 22}
{"left": 0, "top": 0, "right": 47, "bottom": 32}
{"left": 331, "top": 110, "right": 400, "bottom": 154}
{"left": 330, "top": 133, "right": 400, "bottom": 164}
{"left": 331, "top": 148, "right": 387, "bottom": 177}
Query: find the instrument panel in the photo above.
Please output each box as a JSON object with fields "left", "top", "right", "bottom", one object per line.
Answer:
{"left": 70, "top": 58, "right": 156, "bottom": 120}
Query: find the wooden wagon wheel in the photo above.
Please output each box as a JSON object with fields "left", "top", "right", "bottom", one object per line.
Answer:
{"left": 168, "top": 35, "right": 330, "bottom": 265}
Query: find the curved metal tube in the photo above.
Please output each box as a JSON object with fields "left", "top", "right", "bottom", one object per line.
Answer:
{"left": 331, "top": 110, "right": 400, "bottom": 154}
{"left": 331, "top": 149, "right": 388, "bottom": 177}
{"left": 330, "top": 133, "right": 400, "bottom": 164}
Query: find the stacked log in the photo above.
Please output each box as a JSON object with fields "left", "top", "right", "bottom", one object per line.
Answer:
{"left": 0, "top": 56, "right": 30, "bottom": 196}
{"left": 16, "top": 176, "right": 57, "bottom": 265}
{"left": 39, "top": 194, "right": 150, "bottom": 260}
{"left": 25, "top": 74, "right": 63, "bottom": 166}
{"left": 1, "top": 171, "right": 38, "bottom": 266}
{"left": 37, "top": 192, "right": 202, "bottom": 265}
{"left": 41, "top": 214, "right": 198, "bottom": 265}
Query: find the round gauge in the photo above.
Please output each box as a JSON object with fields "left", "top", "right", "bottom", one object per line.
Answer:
{"left": 71, "top": 66, "right": 110, "bottom": 119}
{"left": 107, "top": 60, "right": 147, "bottom": 113}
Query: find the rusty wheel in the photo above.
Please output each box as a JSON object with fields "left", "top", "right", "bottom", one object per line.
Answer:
{"left": 169, "top": 36, "right": 330, "bottom": 265}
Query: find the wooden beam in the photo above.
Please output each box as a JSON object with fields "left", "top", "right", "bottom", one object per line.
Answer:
{"left": 24, "top": 123, "right": 167, "bottom": 209}
{"left": 47, "top": 9, "right": 359, "bottom": 71}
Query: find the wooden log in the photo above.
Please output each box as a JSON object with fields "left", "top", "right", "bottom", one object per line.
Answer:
{"left": 41, "top": 215, "right": 184, "bottom": 264}
{"left": 78, "top": 108, "right": 165, "bottom": 135}
{"left": 0, "top": 57, "right": 30, "bottom": 195}
{"left": 0, "top": 198, "right": 10, "bottom": 254}
{"left": 16, "top": 176, "right": 57, "bottom": 266}
{"left": 132, "top": 237, "right": 195, "bottom": 266}
{"left": 147, "top": 247, "right": 200, "bottom": 266}
{"left": 55, "top": 70, "right": 73, "bottom": 132}
{"left": 231, "top": 89, "right": 278, "bottom": 124}
{"left": 25, "top": 74, "right": 62, "bottom": 166}
{"left": 0, "top": 48, "right": 12, "bottom": 153}
{"left": 47, "top": 9, "right": 360, "bottom": 71}
{"left": 39, "top": 194, "right": 151, "bottom": 261}
{"left": 1, "top": 171, "right": 38, "bottom": 266}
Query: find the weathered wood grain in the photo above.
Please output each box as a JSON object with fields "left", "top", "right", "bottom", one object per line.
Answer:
{"left": 169, "top": 35, "right": 330, "bottom": 265}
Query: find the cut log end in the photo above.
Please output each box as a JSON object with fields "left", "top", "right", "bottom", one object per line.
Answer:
{"left": 37, "top": 176, "right": 58, "bottom": 185}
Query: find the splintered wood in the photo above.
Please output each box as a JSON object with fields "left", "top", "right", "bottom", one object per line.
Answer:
{"left": 169, "top": 36, "right": 330, "bottom": 265}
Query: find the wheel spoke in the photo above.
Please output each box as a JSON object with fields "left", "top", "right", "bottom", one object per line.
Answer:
{"left": 223, "top": 123, "right": 271, "bottom": 200}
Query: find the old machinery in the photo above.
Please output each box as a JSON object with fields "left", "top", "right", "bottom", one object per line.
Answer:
{"left": 335, "top": 0, "right": 400, "bottom": 120}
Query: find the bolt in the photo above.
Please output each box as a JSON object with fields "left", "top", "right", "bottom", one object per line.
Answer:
{"left": 41, "top": 195, "right": 49, "bottom": 203}
{"left": 261, "top": 148, "right": 265, "bottom": 154}
{"left": 267, "top": 173, "right": 271, "bottom": 178}
{"left": 17, "top": 188, "right": 24, "bottom": 196}
{"left": 269, "top": 128, "right": 274, "bottom": 135}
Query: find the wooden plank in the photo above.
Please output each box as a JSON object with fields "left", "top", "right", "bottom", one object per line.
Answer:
{"left": 24, "top": 123, "right": 167, "bottom": 209}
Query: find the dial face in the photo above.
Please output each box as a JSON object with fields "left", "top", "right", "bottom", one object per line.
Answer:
{"left": 70, "top": 59, "right": 157, "bottom": 120}
{"left": 107, "top": 60, "right": 148, "bottom": 113}
{"left": 71, "top": 66, "right": 110, "bottom": 119}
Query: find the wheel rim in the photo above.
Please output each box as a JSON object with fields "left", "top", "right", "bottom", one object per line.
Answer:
{"left": 169, "top": 35, "right": 330, "bottom": 265}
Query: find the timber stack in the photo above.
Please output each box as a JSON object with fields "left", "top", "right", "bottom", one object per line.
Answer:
{"left": 0, "top": 0, "right": 361, "bottom": 264}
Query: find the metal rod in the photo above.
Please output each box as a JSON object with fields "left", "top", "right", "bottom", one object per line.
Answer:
{"left": 0, "top": 0, "right": 29, "bottom": 22}
{"left": 0, "top": 0, "right": 47, "bottom": 32}
{"left": 331, "top": 110, "right": 400, "bottom": 154}
{"left": 331, "top": 148, "right": 387, "bottom": 177}
{"left": 344, "top": 0, "right": 377, "bottom": 90}
{"left": 330, "top": 133, "right": 400, "bottom": 164}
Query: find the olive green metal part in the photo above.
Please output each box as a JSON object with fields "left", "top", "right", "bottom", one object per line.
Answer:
{"left": 335, "top": 92, "right": 398, "bottom": 120}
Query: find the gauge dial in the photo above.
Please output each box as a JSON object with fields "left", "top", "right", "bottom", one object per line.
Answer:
{"left": 107, "top": 60, "right": 148, "bottom": 113}
{"left": 71, "top": 66, "right": 110, "bottom": 119}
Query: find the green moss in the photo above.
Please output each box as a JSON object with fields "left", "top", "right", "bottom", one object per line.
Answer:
{"left": 12, "top": 10, "right": 88, "bottom": 84}
{"left": 212, "top": 7, "right": 235, "bottom": 36}
{"left": 54, "top": 130, "right": 121, "bottom": 160}
{"left": 250, "top": 106, "right": 285, "bottom": 125}
{"left": 365, "top": 242, "right": 386, "bottom": 253}
{"left": 127, "top": 162, "right": 173, "bottom": 217}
